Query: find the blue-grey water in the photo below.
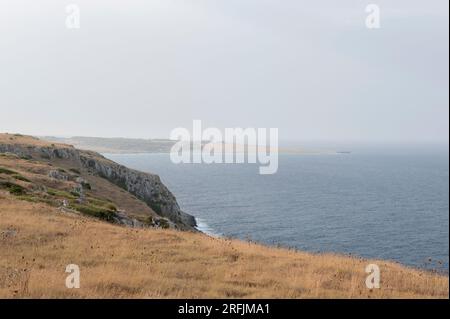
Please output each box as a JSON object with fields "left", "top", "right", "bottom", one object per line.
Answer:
{"left": 106, "top": 148, "right": 449, "bottom": 271}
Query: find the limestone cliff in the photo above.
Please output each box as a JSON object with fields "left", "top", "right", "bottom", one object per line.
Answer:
{"left": 0, "top": 135, "right": 196, "bottom": 230}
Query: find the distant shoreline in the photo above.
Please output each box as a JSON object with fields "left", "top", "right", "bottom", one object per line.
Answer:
{"left": 40, "top": 136, "right": 338, "bottom": 155}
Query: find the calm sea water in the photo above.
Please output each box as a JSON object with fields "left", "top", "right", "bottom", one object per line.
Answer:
{"left": 106, "top": 148, "right": 449, "bottom": 271}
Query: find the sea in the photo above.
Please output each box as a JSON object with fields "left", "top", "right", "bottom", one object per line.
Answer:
{"left": 105, "top": 145, "right": 449, "bottom": 272}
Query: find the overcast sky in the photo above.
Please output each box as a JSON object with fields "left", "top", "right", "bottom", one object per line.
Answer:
{"left": 0, "top": 0, "right": 448, "bottom": 144}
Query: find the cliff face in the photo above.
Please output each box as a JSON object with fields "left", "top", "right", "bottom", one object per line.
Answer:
{"left": 0, "top": 137, "right": 196, "bottom": 230}
{"left": 79, "top": 154, "right": 196, "bottom": 228}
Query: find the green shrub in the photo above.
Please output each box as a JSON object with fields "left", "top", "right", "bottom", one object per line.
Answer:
{"left": 0, "top": 167, "right": 17, "bottom": 175}
{"left": 47, "top": 188, "right": 77, "bottom": 199}
{"left": 12, "top": 174, "right": 31, "bottom": 182}
{"left": 9, "top": 185, "right": 25, "bottom": 195}
{"left": 86, "top": 197, "right": 117, "bottom": 211}
{"left": 86, "top": 197, "right": 106, "bottom": 206}
{"left": 158, "top": 219, "right": 170, "bottom": 229}
{"left": 142, "top": 216, "right": 154, "bottom": 226}
{"left": 0, "top": 181, "right": 26, "bottom": 195}
{"left": 70, "top": 203, "right": 116, "bottom": 222}
{"left": 70, "top": 190, "right": 80, "bottom": 197}
{"left": 80, "top": 181, "right": 91, "bottom": 190}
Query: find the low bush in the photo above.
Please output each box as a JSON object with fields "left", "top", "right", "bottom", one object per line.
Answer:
{"left": 70, "top": 190, "right": 80, "bottom": 197}
{"left": 13, "top": 174, "right": 31, "bottom": 182}
{"left": 158, "top": 219, "right": 170, "bottom": 229}
{"left": 70, "top": 203, "right": 116, "bottom": 222}
{"left": 86, "top": 197, "right": 117, "bottom": 211}
{"left": 80, "top": 181, "right": 92, "bottom": 190}
{"left": 47, "top": 188, "right": 77, "bottom": 199}
{"left": 0, "top": 167, "right": 17, "bottom": 175}
{"left": 0, "top": 181, "right": 26, "bottom": 195}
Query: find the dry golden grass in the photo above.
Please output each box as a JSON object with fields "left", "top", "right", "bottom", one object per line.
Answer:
{"left": 0, "top": 133, "right": 71, "bottom": 148}
{"left": 0, "top": 194, "right": 448, "bottom": 299}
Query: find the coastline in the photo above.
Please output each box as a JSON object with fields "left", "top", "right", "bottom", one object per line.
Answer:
{"left": 195, "top": 218, "right": 222, "bottom": 237}
{"left": 195, "top": 219, "right": 449, "bottom": 275}
{"left": 1, "top": 133, "right": 448, "bottom": 298}
{"left": 102, "top": 151, "right": 449, "bottom": 273}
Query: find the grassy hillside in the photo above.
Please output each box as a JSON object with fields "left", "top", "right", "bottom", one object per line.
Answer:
{"left": 0, "top": 133, "right": 448, "bottom": 298}
{"left": 0, "top": 137, "right": 160, "bottom": 225}
{"left": 0, "top": 133, "right": 194, "bottom": 229}
{"left": 1, "top": 195, "right": 448, "bottom": 298}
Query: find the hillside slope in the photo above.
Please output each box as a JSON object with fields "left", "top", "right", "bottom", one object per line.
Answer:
{"left": 0, "top": 133, "right": 195, "bottom": 230}
{"left": 0, "top": 133, "right": 448, "bottom": 298}
{"left": 0, "top": 194, "right": 448, "bottom": 298}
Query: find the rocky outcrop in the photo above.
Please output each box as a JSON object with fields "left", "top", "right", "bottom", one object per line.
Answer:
{"left": 48, "top": 169, "right": 69, "bottom": 181}
{"left": 0, "top": 143, "right": 197, "bottom": 230}
{"left": 79, "top": 154, "right": 196, "bottom": 229}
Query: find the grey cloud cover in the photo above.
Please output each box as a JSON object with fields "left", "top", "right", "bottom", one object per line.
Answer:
{"left": 0, "top": 0, "right": 448, "bottom": 143}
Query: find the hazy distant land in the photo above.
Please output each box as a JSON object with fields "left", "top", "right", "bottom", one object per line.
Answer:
{"left": 41, "top": 136, "right": 338, "bottom": 155}
{"left": 42, "top": 136, "right": 177, "bottom": 154}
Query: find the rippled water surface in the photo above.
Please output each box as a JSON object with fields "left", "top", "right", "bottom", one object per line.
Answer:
{"left": 106, "top": 149, "right": 449, "bottom": 271}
